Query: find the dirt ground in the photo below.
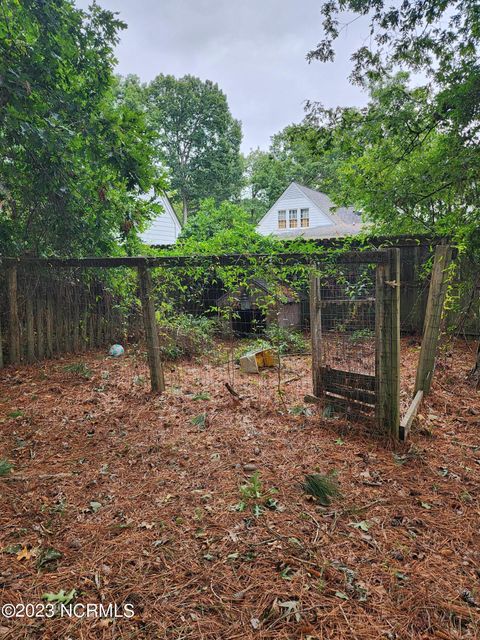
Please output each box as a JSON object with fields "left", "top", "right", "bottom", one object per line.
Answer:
{"left": 0, "top": 337, "right": 479, "bottom": 639}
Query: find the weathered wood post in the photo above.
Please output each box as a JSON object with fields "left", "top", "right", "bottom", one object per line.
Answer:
{"left": 375, "top": 248, "right": 401, "bottom": 438}
{"left": 25, "top": 283, "right": 35, "bottom": 363}
{"left": 7, "top": 265, "right": 21, "bottom": 364}
{"left": 309, "top": 266, "right": 323, "bottom": 398}
{"left": 137, "top": 263, "right": 165, "bottom": 393}
{"left": 415, "top": 244, "right": 452, "bottom": 394}
{"left": 72, "top": 287, "right": 80, "bottom": 353}
{"left": 45, "top": 289, "right": 54, "bottom": 358}
{"left": 0, "top": 315, "right": 3, "bottom": 368}
{"left": 35, "top": 282, "right": 45, "bottom": 360}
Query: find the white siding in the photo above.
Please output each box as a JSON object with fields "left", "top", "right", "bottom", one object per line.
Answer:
{"left": 256, "top": 183, "right": 332, "bottom": 236}
{"left": 139, "top": 195, "right": 181, "bottom": 246}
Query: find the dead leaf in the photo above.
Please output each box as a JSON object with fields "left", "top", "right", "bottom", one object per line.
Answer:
{"left": 16, "top": 546, "right": 35, "bottom": 561}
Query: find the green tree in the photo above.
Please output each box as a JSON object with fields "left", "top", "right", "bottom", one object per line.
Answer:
{"left": 306, "top": 74, "right": 480, "bottom": 251}
{"left": 144, "top": 75, "right": 243, "bottom": 223}
{"left": 244, "top": 124, "right": 335, "bottom": 213}
{"left": 0, "top": 0, "right": 162, "bottom": 257}
{"left": 176, "top": 199, "right": 277, "bottom": 253}
{"left": 305, "top": 0, "right": 480, "bottom": 253}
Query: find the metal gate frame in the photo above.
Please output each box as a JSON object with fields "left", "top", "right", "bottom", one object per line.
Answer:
{"left": 310, "top": 248, "right": 400, "bottom": 438}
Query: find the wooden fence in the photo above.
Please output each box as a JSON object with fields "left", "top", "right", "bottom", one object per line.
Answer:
{"left": 0, "top": 264, "right": 142, "bottom": 367}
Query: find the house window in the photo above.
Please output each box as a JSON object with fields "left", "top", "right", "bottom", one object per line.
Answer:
{"left": 289, "top": 209, "right": 298, "bottom": 228}
{"left": 301, "top": 208, "right": 310, "bottom": 228}
{"left": 278, "top": 210, "right": 286, "bottom": 229}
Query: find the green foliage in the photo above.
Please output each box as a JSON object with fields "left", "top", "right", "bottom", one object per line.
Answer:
{"left": 141, "top": 75, "right": 242, "bottom": 221}
{"left": 244, "top": 123, "right": 334, "bottom": 210}
{"left": 0, "top": 1, "right": 164, "bottom": 257}
{"left": 302, "top": 473, "right": 342, "bottom": 506}
{"left": 157, "top": 314, "right": 216, "bottom": 361}
{"left": 305, "top": 74, "right": 480, "bottom": 255}
{"left": 176, "top": 199, "right": 278, "bottom": 254}
{"left": 309, "top": 0, "right": 479, "bottom": 91}
{"left": 304, "top": 2, "right": 480, "bottom": 269}
{"left": 63, "top": 363, "right": 93, "bottom": 379}
{"left": 190, "top": 413, "right": 207, "bottom": 429}
{"left": 36, "top": 547, "right": 62, "bottom": 571}
{"left": 234, "top": 326, "right": 308, "bottom": 363}
{"left": 235, "top": 471, "right": 278, "bottom": 517}
{"left": 264, "top": 325, "right": 308, "bottom": 354}
{"left": 42, "top": 589, "right": 76, "bottom": 605}
{"left": 0, "top": 460, "right": 13, "bottom": 477}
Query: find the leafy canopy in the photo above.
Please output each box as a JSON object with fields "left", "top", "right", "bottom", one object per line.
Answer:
{"left": 0, "top": 0, "right": 164, "bottom": 257}
{"left": 137, "top": 74, "right": 243, "bottom": 223}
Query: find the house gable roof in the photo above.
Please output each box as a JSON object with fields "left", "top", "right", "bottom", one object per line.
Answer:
{"left": 257, "top": 181, "right": 364, "bottom": 240}
{"left": 139, "top": 193, "right": 182, "bottom": 246}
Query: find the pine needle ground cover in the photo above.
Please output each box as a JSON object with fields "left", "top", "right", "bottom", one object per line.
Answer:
{"left": 0, "top": 339, "right": 479, "bottom": 639}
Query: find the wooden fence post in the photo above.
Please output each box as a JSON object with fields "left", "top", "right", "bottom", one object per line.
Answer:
{"left": 35, "top": 280, "right": 45, "bottom": 360}
{"left": 45, "top": 290, "right": 54, "bottom": 358}
{"left": 137, "top": 264, "right": 165, "bottom": 393}
{"left": 0, "top": 316, "right": 3, "bottom": 368}
{"left": 415, "top": 244, "right": 452, "bottom": 394}
{"left": 309, "top": 268, "right": 323, "bottom": 397}
{"left": 7, "top": 266, "right": 20, "bottom": 364}
{"left": 375, "top": 249, "right": 401, "bottom": 438}
{"left": 25, "top": 290, "right": 35, "bottom": 363}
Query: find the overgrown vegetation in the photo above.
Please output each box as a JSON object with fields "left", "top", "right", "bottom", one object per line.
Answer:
{"left": 0, "top": 0, "right": 165, "bottom": 257}
{"left": 157, "top": 314, "right": 216, "bottom": 361}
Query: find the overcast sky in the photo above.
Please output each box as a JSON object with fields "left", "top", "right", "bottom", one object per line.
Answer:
{"left": 75, "top": 0, "right": 370, "bottom": 152}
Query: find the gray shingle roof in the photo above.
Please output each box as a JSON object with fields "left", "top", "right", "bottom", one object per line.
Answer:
{"left": 281, "top": 182, "right": 364, "bottom": 239}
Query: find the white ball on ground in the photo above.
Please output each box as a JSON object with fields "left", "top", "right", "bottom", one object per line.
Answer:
{"left": 109, "top": 344, "right": 125, "bottom": 357}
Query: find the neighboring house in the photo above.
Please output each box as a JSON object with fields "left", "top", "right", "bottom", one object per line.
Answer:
{"left": 139, "top": 194, "right": 182, "bottom": 246}
{"left": 256, "top": 182, "right": 363, "bottom": 240}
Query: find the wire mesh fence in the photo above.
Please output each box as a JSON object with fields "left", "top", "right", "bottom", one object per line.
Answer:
{"left": 149, "top": 257, "right": 314, "bottom": 410}
{"left": 1, "top": 250, "right": 401, "bottom": 431}
{"left": 319, "top": 262, "right": 376, "bottom": 376}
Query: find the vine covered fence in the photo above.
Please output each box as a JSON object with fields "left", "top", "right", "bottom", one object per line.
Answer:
{"left": 1, "top": 250, "right": 402, "bottom": 437}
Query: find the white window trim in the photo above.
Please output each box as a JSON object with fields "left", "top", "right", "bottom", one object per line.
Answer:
{"left": 289, "top": 209, "right": 298, "bottom": 228}
{"left": 300, "top": 208, "right": 310, "bottom": 228}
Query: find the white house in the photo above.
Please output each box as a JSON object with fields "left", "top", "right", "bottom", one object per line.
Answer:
{"left": 256, "top": 182, "right": 363, "bottom": 240}
{"left": 139, "top": 194, "right": 182, "bottom": 246}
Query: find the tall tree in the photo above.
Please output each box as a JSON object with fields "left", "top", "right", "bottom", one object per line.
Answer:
{"left": 145, "top": 75, "right": 243, "bottom": 223}
{"left": 0, "top": 0, "right": 162, "bottom": 257}
{"left": 244, "top": 123, "right": 335, "bottom": 214}
{"left": 306, "top": 74, "right": 480, "bottom": 247}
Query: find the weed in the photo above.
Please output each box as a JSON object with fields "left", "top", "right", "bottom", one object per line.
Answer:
{"left": 42, "top": 589, "right": 76, "bottom": 605}
{"left": 63, "top": 363, "right": 92, "bottom": 379}
{"left": 235, "top": 471, "right": 279, "bottom": 516}
{"left": 157, "top": 314, "right": 216, "bottom": 360}
{"left": 302, "top": 473, "right": 342, "bottom": 506}
{"left": 8, "top": 409, "right": 23, "bottom": 418}
{"left": 348, "top": 328, "right": 375, "bottom": 342}
{"left": 0, "top": 459, "right": 13, "bottom": 476}
{"left": 192, "top": 392, "right": 210, "bottom": 400}
{"left": 288, "top": 405, "right": 313, "bottom": 416}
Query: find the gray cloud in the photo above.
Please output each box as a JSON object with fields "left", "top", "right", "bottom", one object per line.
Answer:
{"left": 75, "top": 0, "right": 369, "bottom": 151}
